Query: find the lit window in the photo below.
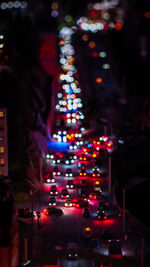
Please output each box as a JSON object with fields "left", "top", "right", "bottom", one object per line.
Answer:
{"left": 0, "top": 147, "right": 4, "bottom": 153}
{"left": 0, "top": 112, "right": 4, "bottom": 118}
{"left": 0, "top": 159, "right": 4, "bottom": 165}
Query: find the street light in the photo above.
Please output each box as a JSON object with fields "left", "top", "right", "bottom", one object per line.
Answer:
{"left": 100, "top": 118, "right": 113, "bottom": 137}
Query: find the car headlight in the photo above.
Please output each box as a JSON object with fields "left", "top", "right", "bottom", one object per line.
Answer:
{"left": 66, "top": 185, "right": 69, "bottom": 188}
{"left": 58, "top": 172, "right": 61, "bottom": 175}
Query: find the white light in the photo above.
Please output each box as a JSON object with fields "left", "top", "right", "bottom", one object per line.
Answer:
{"left": 56, "top": 104, "right": 60, "bottom": 110}
{"left": 72, "top": 118, "right": 76, "bottom": 123}
{"left": 57, "top": 92, "right": 62, "bottom": 98}
{"left": 21, "top": 1, "right": 28, "bottom": 9}
{"left": 58, "top": 136, "right": 61, "bottom": 142}
{"left": 8, "top": 1, "right": 13, "bottom": 9}
{"left": 14, "top": 1, "right": 21, "bottom": 8}
{"left": 1, "top": 2, "right": 8, "bottom": 9}
{"left": 63, "top": 136, "right": 67, "bottom": 142}
{"left": 67, "top": 119, "right": 71, "bottom": 124}
{"left": 0, "top": 35, "right": 4, "bottom": 39}
{"left": 58, "top": 131, "right": 61, "bottom": 135}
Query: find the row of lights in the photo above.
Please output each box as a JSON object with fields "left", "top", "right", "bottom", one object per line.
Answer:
{"left": 0, "top": 1, "right": 27, "bottom": 10}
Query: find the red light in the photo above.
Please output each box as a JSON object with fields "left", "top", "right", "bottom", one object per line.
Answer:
{"left": 92, "top": 51, "right": 99, "bottom": 57}
{"left": 44, "top": 209, "right": 47, "bottom": 213}
{"left": 98, "top": 174, "right": 100, "bottom": 177}
{"left": 104, "top": 216, "right": 107, "bottom": 219}
{"left": 115, "top": 22, "right": 123, "bottom": 31}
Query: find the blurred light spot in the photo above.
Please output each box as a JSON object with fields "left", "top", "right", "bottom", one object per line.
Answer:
{"left": 51, "top": 10, "right": 59, "bottom": 17}
{"left": 89, "top": 41, "right": 96, "bottom": 48}
{"left": 82, "top": 34, "right": 88, "bottom": 41}
{"left": 99, "top": 51, "right": 107, "bottom": 58}
{"left": 115, "top": 22, "right": 123, "bottom": 30}
{"left": 51, "top": 2, "right": 59, "bottom": 10}
{"left": 96, "top": 77, "right": 103, "bottom": 83}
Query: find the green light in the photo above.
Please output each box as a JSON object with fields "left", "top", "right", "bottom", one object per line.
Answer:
{"left": 58, "top": 24, "right": 64, "bottom": 31}
{"left": 102, "top": 63, "right": 110, "bottom": 69}
{"left": 65, "top": 14, "right": 74, "bottom": 24}
{"left": 99, "top": 51, "right": 107, "bottom": 58}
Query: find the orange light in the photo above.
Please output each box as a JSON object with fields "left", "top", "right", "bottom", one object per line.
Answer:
{"left": 83, "top": 148, "right": 87, "bottom": 152}
{"left": 89, "top": 41, "right": 96, "bottom": 48}
{"left": 80, "top": 157, "right": 83, "bottom": 160}
{"left": 93, "top": 173, "right": 95, "bottom": 177}
{"left": 97, "top": 141, "right": 100, "bottom": 145}
{"left": 98, "top": 174, "right": 100, "bottom": 177}
{"left": 144, "top": 12, "right": 150, "bottom": 18}
{"left": 82, "top": 34, "right": 88, "bottom": 41}
{"left": 84, "top": 157, "right": 86, "bottom": 160}
{"left": 71, "top": 133, "right": 74, "bottom": 137}
{"left": 93, "top": 140, "right": 96, "bottom": 144}
{"left": 96, "top": 77, "right": 103, "bottom": 83}
{"left": 59, "top": 39, "right": 65, "bottom": 46}
{"left": 95, "top": 181, "right": 100, "bottom": 185}
{"left": 115, "top": 22, "right": 123, "bottom": 31}
{"left": 107, "top": 143, "right": 111, "bottom": 147}
{"left": 84, "top": 173, "right": 86, "bottom": 176}
{"left": 93, "top": 154, "right": 97, "bottom": 158}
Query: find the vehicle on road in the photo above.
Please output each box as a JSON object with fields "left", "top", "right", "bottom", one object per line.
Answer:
{"left": 49, "top": 185, "right": 59, "bottom": 196}
{"left": 61, "top": 188, "right": 70, "bottom": 199}
{"left": 48, "top": 196, "right": 57, "bottom": 207}
{"left": 65, "top": 168, "right": 73, "bottom": 177}
{"left": 67, "top": 242, "right": 78, "bottom": 260}
{"left": 83, "top": 227, "right": 93, "bottom": 239}
{"left": 64, "top": 199, "right": 73, "bottom": 207}
{"left": 44, "top": 207, "right": 63, "bottom": 216}
{"left": 97, "top": 210, "right": 107, "bottom": 220}
{"left": 52, "top": 166, "right": 61, "bottom": 176}
{"left": 66, "top": 180, "right": 75, "bottom": 189}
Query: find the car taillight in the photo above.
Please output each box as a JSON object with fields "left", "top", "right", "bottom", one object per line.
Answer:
{"left": 84, "top": 173, "right": 86, "bottom": 176}
{"left": 104, "top": 216, "right": 107, "bottom": 219}
{"left": 93, "top": 173, "right": 95, "bottom": 177}
{"left": 44, "top": 209, "right": 47, "bottom": 213}
{"left": 84, "top": 157, "right": 86, "bottom": 160}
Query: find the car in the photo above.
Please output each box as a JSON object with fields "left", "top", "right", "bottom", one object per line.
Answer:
{"left": 102, "top": 229, "right": 113, "bottom": 240}
{"left": 92, "top": 167, "right": 101, "bottom": 178}
{"left": 79, "top": 169, "right": 87, "bottom": 177}
{"left": 108, "top": 240, "right": 122, "bottom": 258}
{"left": 78, "top": 187, "right": 88, "bottom": 198}
{"left": 67, "top": 242, "right": 78, "bottom": 260}
{"left": 94, "top": 181, "right": 102, "bottom": 192}
{"left": 91, "top": 150, "right": 99, "bottom": 159}
{"left": 91, "top": 238, "right": 100, "bottom": 249}
{"left": 79, "top": 154, "right": 89, "bottom": 162}
{"left": 69, "top": 142, "right": 78, "bottom": 150}
{"left": 65, "top": 168, "right": 73, "bottom": 178}
{"left": 82, "top": 207, "right": 90, "bottom": 217}
{"left": 64, "top": 155, "right": 77, "bottom": 165}
{"left": 66, "top": 180, "right": 75, "bottom": 189}
{"left": 44, "top": 207, "right": 63, "bottom": 216}
{"left": 43, "top": 173, "right": 55, "bottom": 183}
{"left": 80, "top": 179, "right": 88, "bottom": 187}
{"left": 52, "top": 166, "right": 61, "bottom": 176}
{"left": 83, "top": 227, "right": 92, "bottom": 239}
{"left": 74, "top": 199, "right": 89, "bottom": 208}
{"left": 48, "top": 196, "right": 57, "bottom": 207}
{"left": 52, "top": 155, "right": 62, "bottom": 164}
{"left": 49, "top": 185, "right": 59, "bottom": 196}
{"left": 97, "top": 210, "right": 107, "bottom": 220}
{"left": 64, "top": 199, "right": 73, "bottom": 207}
{"left": 89, "top": 191, "right": 104, "bottom": 200}
{"left": 61, "top": 188, "right": 70, "bottom": 199}
{"left": 97, "top": 201, "right": 109, "bottom": 213}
